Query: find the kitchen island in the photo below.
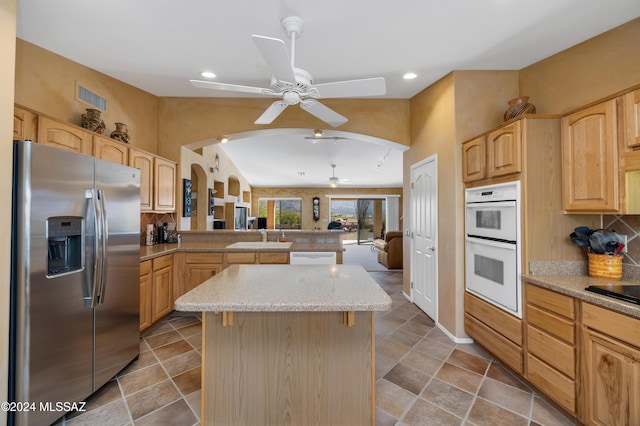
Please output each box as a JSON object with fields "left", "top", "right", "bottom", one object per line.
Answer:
{"left": 175, "top": 264, "right": 392, "bottom": 426}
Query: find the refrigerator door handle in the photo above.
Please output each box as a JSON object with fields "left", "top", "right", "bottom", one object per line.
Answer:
{"left": 96, "top": 190, "right": 108, "bottom": 304}
{"left": 87, "top": 188, "right": 103, "bottom": 308}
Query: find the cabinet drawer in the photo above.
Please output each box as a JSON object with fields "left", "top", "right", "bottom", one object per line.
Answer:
{"left": 465, "top": 292, "right": 522, "bottom": 345}
{"left": 526, "top": 304, "right": 575, "bottom": 344}
{"left": 527, "top": 324, "right": 575, "bottom": 379}
{"left": 527, "top": 354, "right": 575, "bottom": 414}
{"left": 185, "top": 252, "right": 224, "bottom": 264}
{"left": 465, "top": 313, "right": 522, "bottom": 373}
{"left": 140, "top": 260, "right": 152, "bottom": 275}
{"left": 152, "top": 254, "right": 173, "bottom": 270}
{"left": 582, "top": 302, "right": 640, "bottom": 348}
{"left": 226, "top": 252, "right": 256, "bottom": 264}
{"left": 258, "top": 252, "right": 289, "bottom": 264}
{"left": 526, "top": 284, "right": 575, "bottom": 319}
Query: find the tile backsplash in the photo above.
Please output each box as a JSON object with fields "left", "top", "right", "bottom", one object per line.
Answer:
{"left": 140, "top": 212, "right": 177, "bottom": 245}
{"left": 604, "top": 215, "right": 640, "bottom": 266}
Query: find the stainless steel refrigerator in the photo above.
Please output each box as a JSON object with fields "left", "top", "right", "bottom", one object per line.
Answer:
{"left": 10, "top": 140, "right": 141, "bottom": 426}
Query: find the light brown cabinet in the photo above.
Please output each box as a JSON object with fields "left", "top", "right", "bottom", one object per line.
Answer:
{"left": 178, "top": 252, "right": 225, "bottom": 298}
{"left": 462, "top": 136, "right": 486, "bottom": 182}
{"left": 129, "top": 148, "right": 154, "bottom": 211}
{"left": 581, "top": 302, "right": 640, "bottom": 426}
{"left": 13, "top": 106, "right": 37, "bottom": 140}
{"left": 139, "top": 260, "right": 153, "bottom": 332}
{"left": 93, "top": 135, "right": 128, "bottom": 165}
{"left": 153, "top": 156, "right": 177, "bottom": 212}
{"left": 525, "top": 283, "right": 577, "bottom": 414}
{"left": 624, "top": 88, "right": 640, "bottom": 149}
{"left": 486, "top": 120, "right": 522, "bottom": 178}
{"left": 561, "top": 99, "right": 619, "bottom": 213}
{"left": 151, "top": 255, "right": 174, "bottom": 323}
{"left": 37, "top": 116, "right": 92, "bottom": 155}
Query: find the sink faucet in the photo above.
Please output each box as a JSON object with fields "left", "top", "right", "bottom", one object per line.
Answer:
{"left": 260, "top": 229, "right": 267, "bottom": 242}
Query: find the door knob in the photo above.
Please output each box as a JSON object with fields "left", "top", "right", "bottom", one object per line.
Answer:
{"left": 429, "top": 246, "right": 435, "bottom": 252}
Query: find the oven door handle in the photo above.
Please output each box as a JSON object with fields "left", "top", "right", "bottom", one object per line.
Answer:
{"left": 466, "top": 201, "right": 516, "bottom": 208}
{"left": 466, "top": 236, "right": 516, "bottom": 250}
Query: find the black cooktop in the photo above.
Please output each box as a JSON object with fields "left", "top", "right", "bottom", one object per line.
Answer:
{"left": 586, "top": 284, "right": 640, "bottom": 305}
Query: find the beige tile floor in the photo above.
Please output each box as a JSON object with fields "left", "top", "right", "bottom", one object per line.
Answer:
{"left": 56, "top": 271, "right": 577, "bottom": 426}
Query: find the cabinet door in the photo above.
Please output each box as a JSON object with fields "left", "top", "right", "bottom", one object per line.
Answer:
{"left": 14, "top": 106, "right": 37, "bottom": 140}
{"left": 151, "top": 256, "right": 173, "bottom": 322}
{"left": 561, "top": 99, "right": 618, "bottom": 212}
{"left": 487, "top": 121, "right": 522, "bottom": 178}
{"left": 37, "top": 116, "right": 92, "bottom": 155}
{"left": 583, "top": 328, "right": 640, "bottom": 426}
{"left": 624, "top": 89, "right": 640, "bottom": 149}
{"left": 182, "top": 253, "right": 225, "bottom": 296}
{"left": 154, "top": 157, "right": 176, "bottom": 211}
{"left": 93, "top": 135, "right": 128, "bottom": 165}
{"left": 462, "top": 136, "right": 486, "bottom": 182}
{"left": 140, "top": 260, "right": 152, "bottom": 332}
{"left": 129, "top": 148, "right": 154, "bottom": 211}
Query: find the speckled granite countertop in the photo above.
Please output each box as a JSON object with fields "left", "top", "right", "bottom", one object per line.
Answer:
{"left": 174, "top": 264, "right": 392, "bottom": 313}
{"left": 140, "top": 242, "right": 344, "bottom": 262}
{"left": 523, "top": 274, "right": 640, "bottom": 319}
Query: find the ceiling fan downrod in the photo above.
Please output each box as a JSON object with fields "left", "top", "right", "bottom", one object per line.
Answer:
{"left": 281, "top": 16, "right": 304, "bottom": 68}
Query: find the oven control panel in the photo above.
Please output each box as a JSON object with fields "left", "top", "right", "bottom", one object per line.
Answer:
{"left": 466, "top": 181, "right": 519, "bottom": 203}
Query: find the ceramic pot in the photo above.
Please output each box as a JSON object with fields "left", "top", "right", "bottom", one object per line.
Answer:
{"left": 81, "top": 108, "right": 106, "bottom": 134}
{"left": 503, "top": 96, "right": 536, "bottom": 121}
{"left": 110, "top": 122, "right": 131, "bottom": 144}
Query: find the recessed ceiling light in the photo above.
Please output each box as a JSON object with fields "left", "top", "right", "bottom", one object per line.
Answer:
{"left": 219, "top": 136, "right": 229, "bottom": 144}
{"left": 403, "top": 72, "right": 417, "bottom": 80}
{"left": 200, "top": 71, "right": 216, "bottom": 78}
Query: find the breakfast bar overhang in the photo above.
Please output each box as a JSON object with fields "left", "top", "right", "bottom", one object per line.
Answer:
{"left": 175, "top": 264, "right": 392, "bottom": 425}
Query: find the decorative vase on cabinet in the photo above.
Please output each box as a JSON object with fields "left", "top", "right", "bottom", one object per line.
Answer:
{"left": 504, "top": 96, "right": 536, "bottom": 121}
{"left": 110, "top": 122, "right": 131, "bottom": 144}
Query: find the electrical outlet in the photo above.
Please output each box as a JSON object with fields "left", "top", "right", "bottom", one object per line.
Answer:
{"left": 622, "top": 234, "right": 628, "bottom": 253}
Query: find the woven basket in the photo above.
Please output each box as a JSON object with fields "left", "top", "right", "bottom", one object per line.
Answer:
{"left": 588, "top": 253, "right": 622, "bottom": 280}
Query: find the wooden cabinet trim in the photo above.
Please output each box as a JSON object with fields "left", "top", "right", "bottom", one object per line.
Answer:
{"left": 464, "top": 313, "right": 522, "bottom": 373}
{"left": 526, "top": 304, "right": 575, "bottom": 344}
{"left": 226, "top": 252, "right": 257, "bottom": 264}
{"left": 258, "top": 252, "right": 289, "bottom": 264}
{"left": 582, "top": 302, "right": 640, "bottom": 349}
{"left": 526, "top": 324, "right": 575, "bottom": 379}
{"left": 526, "top": 284, "right": 575, "bottom": 319}
{"left": 527, "top": 354, "right": 576, "bottom": 414}
{"left": 464, "top": 292, "right": 522, "bottom": 345}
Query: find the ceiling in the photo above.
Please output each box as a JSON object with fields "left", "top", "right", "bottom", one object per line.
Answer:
{"left": 15, "top": 0, "right": 640, "bottom": 187}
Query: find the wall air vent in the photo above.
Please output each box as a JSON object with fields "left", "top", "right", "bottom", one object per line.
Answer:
{"left": 76, "top": 83, "right": 107, "bottom": 111}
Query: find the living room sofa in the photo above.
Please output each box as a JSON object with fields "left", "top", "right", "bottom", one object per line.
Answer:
{"left": 373, "top": 231, "right": 403, "bottom": 269}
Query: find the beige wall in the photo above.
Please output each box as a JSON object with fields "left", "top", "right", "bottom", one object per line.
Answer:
{"left": 157, "top": 97, "right": 411, "bottom": 162}
{"left": 252, "top": 187, "right": 403, "bottom": 231}
{"left": 1, "top": 0, "right": 16, "bottom": 420}
{"left": 15, "top": 40, "right": 159, "bottom": 153}
{"left": 520, "top": 17, "right": 640, "bottom": 113}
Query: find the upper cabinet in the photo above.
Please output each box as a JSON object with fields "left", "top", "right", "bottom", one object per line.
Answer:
{"left": 624, "top": 88, "right": 640, "bottom": 149}
{"left": 462, "top": 136, "right": 485, "bottom": 183}
{"left": 93, "top": 134, "right": 128, "bottom": 165}
{"left": 129, "top": 148, "right": 154, "bottom": 211}
{"left": 14, "top": 106, "right": 38, "bottom": 141}
{"left": 486, "top": 121, "right": 522, "bottom": 178}
{"left": 37, "top": 116, "right": 92, "bottom": 156}
{"left": 153, "top": 156, "right": 177, "bottom": 212}
{"left": 561, "top": 99, "right": 618, "bottom": 213}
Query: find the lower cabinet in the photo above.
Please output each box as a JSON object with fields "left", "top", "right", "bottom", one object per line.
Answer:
{"left": 581, "top": 302, "right": 640, "bottom": 426}
{"left": 464, "top": 292, "right": 523, "bottom": 373}
{"left": 179, "top": 252, "right": 225, "bottom": 298}
{"left": 139, "top": 254, "right": 174, "bottom": 332}
{"left": 524, "top": 283, "right": 577, "bottom": 414}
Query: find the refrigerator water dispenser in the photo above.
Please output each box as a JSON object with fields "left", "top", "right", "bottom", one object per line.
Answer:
{"left": 46, "top": 217, "right": 84, "bottom": 276}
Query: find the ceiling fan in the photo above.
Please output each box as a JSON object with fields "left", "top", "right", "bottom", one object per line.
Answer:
{"left": 303, "top": 129, "right": 349, "bottom": 143}
{"left": 189, "top": 16, "right": 386, "bottom": 127}
{"left": 329, "top": 164, "right": 351, "bottom": 187}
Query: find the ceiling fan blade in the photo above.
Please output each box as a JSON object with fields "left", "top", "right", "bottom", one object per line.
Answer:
{"left": 251, "top": 35, "right": 296, "bottom": 84}
{"left": 255, "top": 101, "right": 288, "bottom": 125}
{"left": 190, "top": 79, "right": 268, "bottom": 95}
{"left": 300, "top": 100, "right": 348, "bottom": 127}
{"left": 311, "top": 77, "right": 386, "bottom": 98}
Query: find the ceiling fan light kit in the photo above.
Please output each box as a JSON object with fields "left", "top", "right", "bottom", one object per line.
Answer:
{"left": 190, "top": 15, "right": 386, "bottom": 127}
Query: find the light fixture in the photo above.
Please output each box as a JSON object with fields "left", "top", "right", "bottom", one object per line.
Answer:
{"left": 375, "top": 148, "right": 391, "bottom": 171}
{"left": 200, "top": 71, "right": 216, "bottom": 78}
{"left": 219, "top": 136, "right": 229, "bottom": 144}
{"left": 313, "top": 129, "right": 323, "bottom": 138}
{"left": 403, "top": 72, "right": 418, "bottom": 80}
{"left": 329, "top": 164, "right": 339, "bottom": 188}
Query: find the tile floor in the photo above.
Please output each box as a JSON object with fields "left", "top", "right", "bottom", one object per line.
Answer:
{"left": 57, "top": 271, "right": 576, "bottom": 426}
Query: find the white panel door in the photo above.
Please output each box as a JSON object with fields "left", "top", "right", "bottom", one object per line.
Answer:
{"left": 410, "top": 156, "right": 438, "bottom": 320}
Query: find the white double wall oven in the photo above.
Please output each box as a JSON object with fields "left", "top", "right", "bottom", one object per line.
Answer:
{"left": 465, "top": 181, "right": 522, "bottom": 318}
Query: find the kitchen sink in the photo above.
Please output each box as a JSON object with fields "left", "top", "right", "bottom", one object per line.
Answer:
{"left": 226, "top": 241, "right": 292, "bottom": 249}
